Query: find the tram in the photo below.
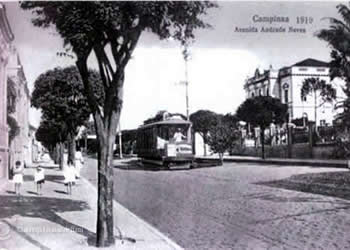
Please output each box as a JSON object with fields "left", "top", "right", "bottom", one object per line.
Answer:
{"left": 136, "top": 114, "right": 194, "bottom": 169}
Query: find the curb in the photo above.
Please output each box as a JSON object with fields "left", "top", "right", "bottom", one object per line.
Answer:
{"left": 195, "top": 157, "right": 348, "bottom": 168}
{"left": 81, "top": 177, "right": 183, "bottom": 250}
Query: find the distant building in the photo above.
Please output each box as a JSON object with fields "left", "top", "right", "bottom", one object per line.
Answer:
{"left": 0, "top": 4, "right": 14, "bottom": 179}
{"left": 244, "top": 65, "right": 279, "bottom": 99}
{"left": 28, "top": 124, "right": 42, "bottom": 164}
{"left": 244, "top": 58, "right": 344, "bottom": 126}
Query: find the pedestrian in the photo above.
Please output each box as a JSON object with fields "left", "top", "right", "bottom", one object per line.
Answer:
{"left": 13, "top": 160, "right": 24, "bottom": 196}
{"left": 34, "top": 167, "right": 45, "bottom": 195}
{"left": 74, "top": 148, "right": 84, "bottom": 179}
{"left": 63, "top": 160, "right": 75, "bottom": 195}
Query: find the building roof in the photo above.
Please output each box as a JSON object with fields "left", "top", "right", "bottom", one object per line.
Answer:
{"left": 292, "top": 58, "right": 329, "bottom": 67}
{"left": 139, "top": 118, "right": 191, "bottom": 129}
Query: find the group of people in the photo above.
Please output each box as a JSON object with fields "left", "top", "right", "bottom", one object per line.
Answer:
{"left": 12, "top": 150, "right": 84, "bottom": 196}
{"left": 12, "top": 160, "right": 46, "bottom": 196}
{"left": 63, "top": 150, "right": 84, "bottom": 195}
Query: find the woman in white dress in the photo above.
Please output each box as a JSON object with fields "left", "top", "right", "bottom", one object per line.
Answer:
{"left": 63, "top": 160, "right": 75, "bottom": 195}
{"left": 74, "top": 149, "right": 84, "bottom": 179}
{"left": 13, "top": 161, "right": 24, "bottom": 195}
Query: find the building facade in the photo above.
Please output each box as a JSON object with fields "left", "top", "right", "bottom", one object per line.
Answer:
{"left": 7, "top": 48, "right": 30, "bottom": 172}
{"left": 0, "top": 4, "right": 14, "bottom": 179}
{"left": 244, "top": 58, "right": 344, "bottom": 127}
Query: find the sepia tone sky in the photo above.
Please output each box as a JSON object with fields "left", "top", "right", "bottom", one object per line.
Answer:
{"left": 4, "top": 1, "right": 346, "bottom": 129}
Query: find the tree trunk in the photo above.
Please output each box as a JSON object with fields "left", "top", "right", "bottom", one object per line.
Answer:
{"left": 219, "top": 153, "right": 223, "bottom": 165}
{"left": 54, "top": 143, "right": 60, "bottom": 164}
{"left": 260, "top": 128, "right": 265, "bottom": 159}
{"left": 59, "top": 142, "right": 64, "bottom": 170}
{"left": 95, "top": 114, "right": 118, "bottom": 247}
{"left": 67, "top": 131, "right": 76, "bottom": 164}
{"left": 203, "top": 134, "right": 207, "bottom": 156}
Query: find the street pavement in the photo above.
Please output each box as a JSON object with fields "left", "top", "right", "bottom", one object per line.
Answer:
{"left": 83, "top": 157, "right": 350, "bottom": 250}
{"left": 0, "top": 161, "right": 182, "bottom": 250}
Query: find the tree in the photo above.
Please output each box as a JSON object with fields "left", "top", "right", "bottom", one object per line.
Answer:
{"left": 221, "top": 113, "right": 239, "bottom": 154}
{"left": 316, "top": 3, "right": 350, "bottom": 156}
{"left": 207, "top": 117, "right": 239, "bottom": 165}
{"left": 35, "top": 117, "right": 66, "bottom": 166}
{"left": 31, "top": 66, "right": 103, "bottom": 166}
{"left": 316, "top": 3, "right": 350, "bottom": 129}
{"left": 300, "top": 77, "right": 336, "bottom": 126}
{"left": 190, "top": 110, "right": 220, "bottom": 156}
{"left": 21, "top": 2, "right": 217, "bottom": 247}
{"left": 236, "top": 96, "right": 288, "bottom": 159}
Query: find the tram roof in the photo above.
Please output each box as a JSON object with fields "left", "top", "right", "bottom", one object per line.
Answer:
{"left": 139, "top": 118, "right": 191, "bottom": 129}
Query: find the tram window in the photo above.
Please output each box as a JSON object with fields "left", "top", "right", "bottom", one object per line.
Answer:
{"left": 159, "top": 126, "right": 170, "bottom": 140}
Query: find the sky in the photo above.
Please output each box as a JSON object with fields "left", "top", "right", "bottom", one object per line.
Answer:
{"left": 4, "top": 1, "right": 346, "bottom": 129}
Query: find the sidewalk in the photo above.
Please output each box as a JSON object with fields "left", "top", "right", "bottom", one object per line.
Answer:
{"left": 0, "top": 163, "right": 183, "bottom": 250}
{"left": 196, "top": 155, "right": 348, "bottom": 168}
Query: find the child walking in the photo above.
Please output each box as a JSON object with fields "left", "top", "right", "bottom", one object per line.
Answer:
{"left": 13, "top": 160, "right": 23, "bottom": 196}
{"left": 63, "top": 160, "right": 75, "bottom": 195}
{"left": 34, "top": 167, "right": 45, "bottom": 195}
{"left": 74, "top": 149, "right": 84, "bottom": 179}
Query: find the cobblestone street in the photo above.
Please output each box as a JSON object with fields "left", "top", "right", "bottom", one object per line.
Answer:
{"left": 82, "top": 159, "right": 350, "bottom": 250}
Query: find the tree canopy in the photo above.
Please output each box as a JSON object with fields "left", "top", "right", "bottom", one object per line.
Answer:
{"left": 35, "top": 116, "right": 65, "bottom": 150}
{"left": 236, "top": 96, "right": 288, "bottom": 130}
{"left": 317, "top": 4, "right": 350, "bottom": 83}
{"left": 300, "top": 77, "right": 336, "bottom": 104}
{"left": 31, "top": 66, "right": 104, "bottom": 134}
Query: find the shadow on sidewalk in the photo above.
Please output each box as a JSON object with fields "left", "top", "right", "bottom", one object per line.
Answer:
{"left": 256, "top": 171, "right": 350, "bottom": 201}
{"left": 0, "top": 195, "right": 97, "bottom": 248}
{"left": 22, "top": 174, "right": 65, "bottom": 185}
{"left": 44, "top": 174, "right": 65, "bottom": 184}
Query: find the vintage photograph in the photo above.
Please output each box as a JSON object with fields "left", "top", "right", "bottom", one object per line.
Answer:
{"left": 0, "top": 1, "right": 350, "bottom": 249}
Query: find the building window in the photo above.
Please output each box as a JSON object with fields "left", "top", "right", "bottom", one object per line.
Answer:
{"left": 320, "top": 119, "right": 326, "bottom": 126}
{"left": 303, "top": 96, "right": 307, "bottom": 101}
{"left": 299, "top": 68, "right": 307, "bottom": 71}
{"left": 284, "top": 89, "right": 288, "bottom": 103}
{"left": 317, "top": 68, "right": 325, "bottom": 72}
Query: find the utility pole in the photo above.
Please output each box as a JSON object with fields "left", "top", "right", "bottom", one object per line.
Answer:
{"left": 182, "top": 43, "right": 190, "bottom": 121}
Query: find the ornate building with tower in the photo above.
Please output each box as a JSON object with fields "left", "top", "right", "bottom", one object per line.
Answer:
{"left": 244, "top": 58, "right": 344, "bottom": 127}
